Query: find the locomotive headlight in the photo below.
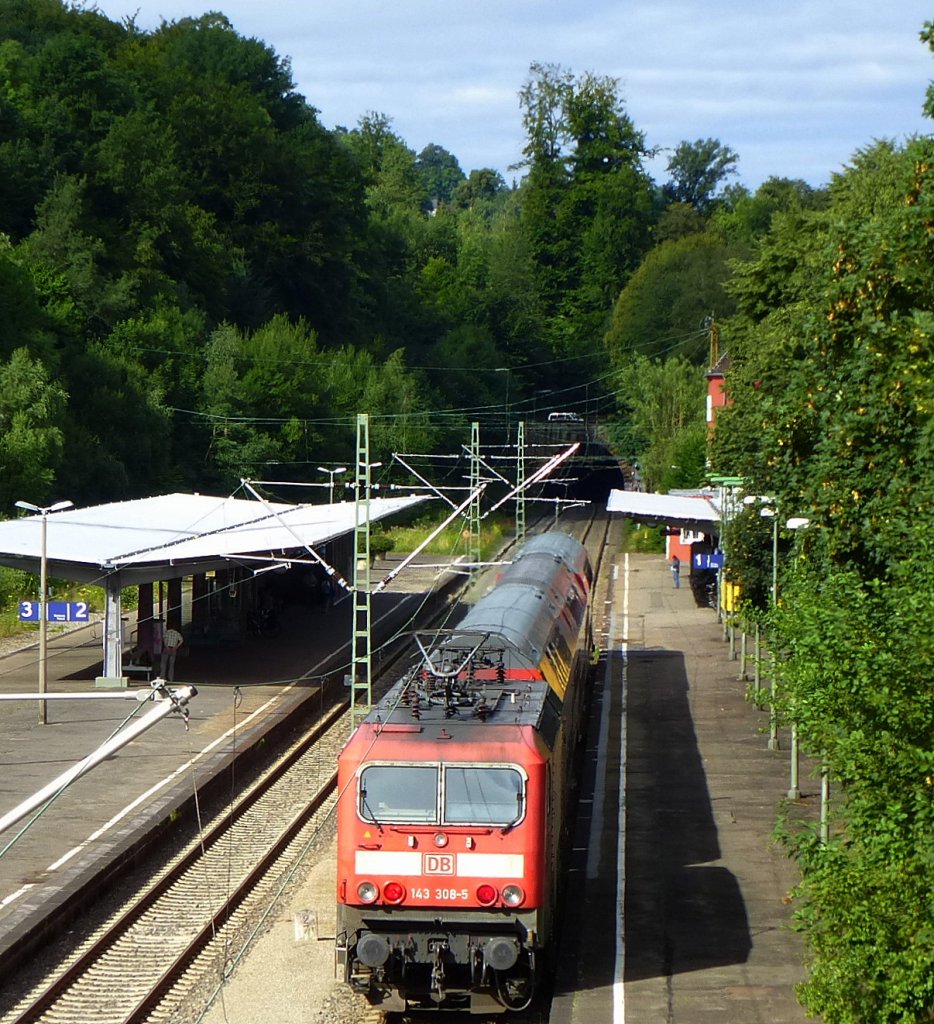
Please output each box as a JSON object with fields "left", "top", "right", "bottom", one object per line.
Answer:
{"left": 357, "top": 881, "right": 379, "bottom": 904}
{"left": 502, "top": 884, "right": 525, "bottom": 907}
{"left": 433, "top": 832, "right": 448, "bottom": 848}
{"left": 382, "top": 881, "right": 406, "bottom": 904}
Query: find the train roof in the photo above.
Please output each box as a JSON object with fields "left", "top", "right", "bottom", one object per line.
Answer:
{"left": 508, "top": 531, "right": 590, "bottom": 567}
{"left": 354, "top": 532, "right": 591, "bottom": 743}
{"left": 453, "top": 531, "right": 591, "bottom": 667}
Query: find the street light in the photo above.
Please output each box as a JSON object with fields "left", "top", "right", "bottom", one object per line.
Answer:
{"left": 757, "top": 506, "right": 779, "bottom": 607}
{"left": 743, "top": 504, "right": 815, "bottom": 793}
{"left": 317, "top": 466, "right": 347, "bottom": 504}
{"left": 758, "top": 505, "right": 781, "bottom": 750}
{"left": 15, "top": 499, "right": 74, "bottom": 725}
{"left": 742, "top": 494, "right": 781, "bottom": 747}
{"left": 784, "top": 515, "right": 811, "bottom": 803}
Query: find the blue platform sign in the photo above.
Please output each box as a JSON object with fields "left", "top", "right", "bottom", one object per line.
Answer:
{"left": 19, "top": 600, "right": 90, "bottom": 623}
{"left": 693, "top": 552, "right": 725, "bottom": 571}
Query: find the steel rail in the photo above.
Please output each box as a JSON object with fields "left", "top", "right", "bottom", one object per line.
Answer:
{"left": 7, "top": 695, "right": 348, "bottom": 1024}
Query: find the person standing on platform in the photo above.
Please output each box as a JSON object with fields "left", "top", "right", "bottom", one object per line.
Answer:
{"left": 161, "top": 626, "right": 184, "bottom": 680}
{"left": 670, "top": 555, "right": 681, "bottom": 589}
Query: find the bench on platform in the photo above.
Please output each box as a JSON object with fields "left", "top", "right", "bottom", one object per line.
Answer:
{"left": 123, "top": 662, "right": 153, "bottom": 682}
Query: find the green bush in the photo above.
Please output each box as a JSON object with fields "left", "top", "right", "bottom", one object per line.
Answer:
{"left": 0, "top": 566, "right": 32, "bottom": 607}
{"left": 384, "top": 512, "right": 510, "bottom": 561}
{"left": 369, "top": 527, "right": 394, "bottom": 559}
{"left": 625, "top": 522, "right": 666, "bottom": 553}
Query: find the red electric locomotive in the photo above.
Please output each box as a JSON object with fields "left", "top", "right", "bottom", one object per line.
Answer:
{"left": 335, "top": 531, "right": 594, "bottom": 1013}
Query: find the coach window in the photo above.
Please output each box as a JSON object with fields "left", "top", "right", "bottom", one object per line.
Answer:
{"left": 443, "top": 766, "right": 525, "bottom": 826}
{"left": 359, "top": 765, "right": 438, "bottom": 823}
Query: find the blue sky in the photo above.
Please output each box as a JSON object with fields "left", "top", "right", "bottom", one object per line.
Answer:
{"left": 89, "top": 1, "right": 932, "bottom": 191}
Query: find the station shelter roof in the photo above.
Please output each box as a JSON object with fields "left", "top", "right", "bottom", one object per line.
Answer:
{"left": 606, "top": 489, "right": 720, "bottom": 534}
{"left": 0, "top": 492, "right": 430, "bottom": 587}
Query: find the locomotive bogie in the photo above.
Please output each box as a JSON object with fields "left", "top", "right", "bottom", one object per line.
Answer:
{"left": 336, "top": 905, "right": 543, "bottom": 1013}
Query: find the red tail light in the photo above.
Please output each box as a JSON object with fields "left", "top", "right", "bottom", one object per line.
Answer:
{"left": 383, "top": 881, "right": 406, "bottom": 904}
{"left": 476, "top": 883, "right": 498, "bottom": 905}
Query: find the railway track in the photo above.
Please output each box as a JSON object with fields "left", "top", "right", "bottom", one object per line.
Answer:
{"left": 0, "top": 602, "right": 450, "bottom": 1024}
{"left": 2, "top": 694, "right": 349, "bottom": 1024}
{"left": 1, "top": 511, "right": 614, "bottom": 1024}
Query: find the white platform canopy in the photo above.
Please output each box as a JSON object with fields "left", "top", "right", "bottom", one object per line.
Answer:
{"left": 606, "top": 489, "right": 721, "bottom": 533}
{"left": 0, "top": 491, "right": 429, "bottom": 680}
{"left": 0, "top": 492, "right": 427, "bottom": 584}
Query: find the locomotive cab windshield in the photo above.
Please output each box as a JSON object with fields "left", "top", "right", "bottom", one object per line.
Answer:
{"left": 358, "top": 763, "right": 526, "bottom": 827}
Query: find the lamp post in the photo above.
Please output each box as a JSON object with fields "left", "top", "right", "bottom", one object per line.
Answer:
{"left": 785, "top": 516, "right": 811, "bottom": 802}
{"left": 757, "top": 505, "right": 780, "bottom": 750}
{"left": 741, "top": 494, "right": 780, "bottom": 749}
{"left": 317, "top": 466, "right": 347, "bottom": 504}
{"left": 15, "top": 499, "right": 74, "bottom": 725}
{"left": 760, "top": 507, "right": 778, "bottom": 607}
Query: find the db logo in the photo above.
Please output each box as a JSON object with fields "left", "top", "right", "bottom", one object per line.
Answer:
{"left": 423, "top": 853, "right": 454, "bottom": 875}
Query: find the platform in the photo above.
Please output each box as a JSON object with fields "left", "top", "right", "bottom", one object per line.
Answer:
{"left": 551, "top": 550, "right": 810, "bottom": 1024}
{"left": 0, "top": 558, "right": 460, "bottom": 974}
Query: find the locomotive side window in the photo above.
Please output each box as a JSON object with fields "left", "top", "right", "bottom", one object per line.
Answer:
{"left": 443, "top": 766, "right": 524, "bottom": 826}
{"left": 359, "top": 765, "right": 438, "bottom": 823}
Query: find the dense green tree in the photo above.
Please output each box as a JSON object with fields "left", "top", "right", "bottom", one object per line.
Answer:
{"left": 452, "top": 168, "right": 506, "bottom": 207}
{"left": 713, "top": 176, "right": 829, "bottom": 243}
{"left": 0, "top": 237, "right": 54, "bottom": 362}
{"left": 709, "top": 131, "right": 934, "bottom": 1022}
{"left": 610, "top": 353, "right": 706, "bottom": 491}
{"left": 605, "top": 231, "right": 739, "bottom": 365}
{"left": 480, "top": 196, "right": 546, "bottom": 366}
{"left": 20, "top": 173, "right": 136, "bottom": 329}
{"left": 416, "top": 143, "right": 465, "bottom": 205}
{"left": 0, "top": 39, "right": 57, "bottom": 238}
{"left": 663, "top": 137, "right": 739, "bottom": 211}
{"left": 197, "top": 315, "right": 440, "bottom": 488}
{"left": 776, "top": 546, "right": 934, "bottom": 1023}
{"left": 145, "top": 16, "right": 368, "bottom": 335}
{"left": 58, "top": 341, "right": 174, "bottom": 500}
{"left": 0, "top": 347, "right": 66, "bottom": 509}
{"left": 925, "top": 21, "right": 934, "bottom": 117}
{"left": 360, "top": 348, "right": 440, "bottom": 457}
{"left": 653, "top": 201, "right": 707, "bottom": 243}
{"left": 517, "top": 62, "right": 654, "bottom": 362}
{"left": 343, "top": 112, "right": 428, "bottom": 216}
{"left": 198, "top": 315, "right": 325, "bottom": 487}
